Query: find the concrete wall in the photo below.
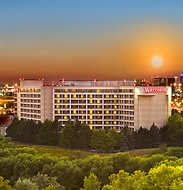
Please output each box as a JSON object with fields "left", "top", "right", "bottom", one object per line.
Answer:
{"left": 134, "top": 86, "right": 171, "bottom": 130}
{"left": 41, "top": 86, "right": 53, "bottom": 122}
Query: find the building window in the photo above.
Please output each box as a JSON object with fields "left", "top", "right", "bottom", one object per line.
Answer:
{"left": 97, "top": 89, "right": 102, "bottom": 93}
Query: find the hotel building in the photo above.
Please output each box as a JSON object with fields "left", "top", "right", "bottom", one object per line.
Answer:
{"left": 14, "top": 79, "right": 172, "bottom": 131}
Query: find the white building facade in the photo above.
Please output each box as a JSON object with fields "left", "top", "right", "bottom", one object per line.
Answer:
{"left": 14, "top": 79, "right": 172, "bottom": 130}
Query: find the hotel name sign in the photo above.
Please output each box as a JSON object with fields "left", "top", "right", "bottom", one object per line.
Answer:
{"left": 144, "top": 87, "right": 166, "bottom": 94}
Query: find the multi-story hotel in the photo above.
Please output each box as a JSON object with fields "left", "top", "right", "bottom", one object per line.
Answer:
{"left": 14, "top": 79, "right": 172, "bottom": 131}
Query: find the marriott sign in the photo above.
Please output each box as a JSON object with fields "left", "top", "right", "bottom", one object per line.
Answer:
{"left": 144, "top": 87, "right": 166, "bottom": 94}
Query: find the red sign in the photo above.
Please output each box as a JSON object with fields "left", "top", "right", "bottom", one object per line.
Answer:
{"left": 144, "top": 87, "right": 166, "bottom": 93}
{"left": 14, "top": 88, "right": 19, "bottom": 92}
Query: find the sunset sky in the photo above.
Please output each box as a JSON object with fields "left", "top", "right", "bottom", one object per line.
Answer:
{"left": 0, "top": 0, "right": 183, "bottom": 83}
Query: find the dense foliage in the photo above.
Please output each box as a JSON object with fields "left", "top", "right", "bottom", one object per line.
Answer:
{"left": 7, "top": 113, "right": 183, "bottom": 151}
{"left": 2, "top": 137, "right": 183, "bottom": 189}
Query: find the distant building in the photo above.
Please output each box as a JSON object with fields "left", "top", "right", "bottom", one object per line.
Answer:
{"left": 14, "top": 79, "right": 172, "bottom": 130}
{"left": 180, "top": 74, "right": 183, "bottom": 86}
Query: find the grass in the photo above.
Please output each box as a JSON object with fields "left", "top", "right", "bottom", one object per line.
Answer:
{"left": 15, "top": 142, "right": 157, "bottom": 159}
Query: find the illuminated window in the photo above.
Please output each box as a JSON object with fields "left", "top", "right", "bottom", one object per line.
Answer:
{"left": 90, "top": 110, "right": 93, "bottom": 114}
{"left": 113, "top": 121, "right": 117, "bottom": 125}
{"left": 64, "top": 100, "right": 68, "bottom": 103}
{"left": 73, "top": 110, "right": 76, "bottom": 114}
{"left": 114, "top": 95, "right": 117, "bottom": 98}
{"left": 90, "top": 116, "right": 93, "bottom": 119}
{"left": 114, "top": 105, "right": 117, "bottom": 109}
{"left": 89, "top": 95, "right": 93, "bottom": 98}
{"left": 97, "top": 111, "right": 100, "bottom": 114}
{"left": 81, "top": 111, "right": 84, "bottom": 114}
{"left": 105, "top": 121, "right": 109, "bottom": 125}
{"left": 97, "top": 100, "right": 100, "bottom": 104}
{"left": 64, "top": 116, "right": 67, "bottom": 120}
{"left": 89, "top": 121, "right": 93, "bottom": 124}
{"left": 64, "top": 94, "right": 68, "bottom": 98}
{"left": 57, "top": 94, "right": 60, "bottom": 98}
{"left": 73, "top": 94, "right": 76, "bottom": 98}
{"left": 90, "top": 100, "right": 93, "bottom": 103}
{"left": 113, "top": 111, "right": 117, "bottom": 114}
{"left": 81, "top": 94, "right": 84, "bottom": 98}
{"left": 81, "top": 121, "right": 84, "bottom": 124}
{"left": 89, "top": 126, "right": 93, "bottom": 130}
{"left": 57, "top": 110, "right": 60, "bottom": 114}
{"left": 65, "top": 89, "right": 69, "bottom": 93}
{"left": 97, "top": 89, "right": 102, "bottom": 93}
{"left": 64, "top": 105, "right": 68, "bottom": 109}
{"left": 106, "top": 110, "right": 109, "bottom": 114}
{"left": 114, "top": 100, "right": 117, "bottom": 104}
{"left": 57, "top": 105, "right": 60, "bottom": 109}
{"left": 82, "top": 115, "right": 85, "bottom": 119}
{"left": 57, "top": 100, "right": 60, "bottom": 103}
{"left": 106, "top": 94, "right": 109, "bottom": 98}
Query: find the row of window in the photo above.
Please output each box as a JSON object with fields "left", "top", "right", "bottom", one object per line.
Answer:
{"left": 55, "top": 94, "right": 134, "bottom": 99}
{"left": 21, "top": 99, "right": 41, "bottom": 103}
{"left": 54, "top": 110, "right": 134, "bottom": 115}
{"left": 20, "top": 88, "right": 41, "bottom": 92}
{"left": 20, "top": 94, "right": 41, "bottom": 98}
{"left": 58, "top": 120, "right": 134, "bottom": 127}
{"left": 55, "top": 89, "right": 134, "bottom": 93}
{"left": 20, "top": 104, "right": 41, "bottom": 108}
{"left": 21, "top": 109, "right": 41, "bottom": 114}
{"left": 55, "top": 99, "right": 134, "bottom": 104}
{"left": 55, "top": 115, "right": 134, "bottom": 121}
{"left": 21, "top": 114, "right": 41, "bottom": 119}
{"left": 54, "top": 105, "right": 134, "bottom": 109}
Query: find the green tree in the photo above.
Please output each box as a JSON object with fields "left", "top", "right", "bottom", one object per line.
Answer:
{"left": 90, "top": 129, "right": 113, "bottom": 151}
{"left": 37, "top": 120, "right": 57, "bottom": 146}
{"left": 108, "top": 129, "right": 120, "bottom": 150}
{"left": 0, "top": 176, "right": 12, "bottom": 190}
{"left": 166, "top": 113, "right": 183, "bottom": 146}
{"left": 59, "top": 122, "right": 73, "bottom": 148}
{"left": 149, "top": 123, "right": 161, "bottom": 148}
{"left": 31, "top": 173, "right": 65, "bottom": 190}
{"left": 14, "top": 179, "right": 38, "bottom": 190}
{"left": 80, "top": 173, "right": 101, "bottom": 190}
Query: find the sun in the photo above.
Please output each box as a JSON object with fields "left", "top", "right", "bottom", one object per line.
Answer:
{"left": 152, "top": 56, "right": 163, "bottom": 67}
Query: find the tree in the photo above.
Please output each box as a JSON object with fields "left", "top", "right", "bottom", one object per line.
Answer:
{"left": 52, "top": 119, "right": 62, "bottom": 145}
{"left": 108, "top": 129, "right": 120, "bottom": 150}
{"left": 81, "top": 173, "right": 101, "bottom": 190}
{"left": 36, "top": 120, "right": 57, "bottom": 146}
{"left": 59, "top": 122, "right": 73, "bottom": 148}
{"left": 13, "top": 179, "right": 38, "bottom": 190}
{"left": 149, "top": 123, "right": 161, "bottom": 148}
{"left": 134, "top": 127, "right": 151, "bottom": 149}
{"left": 120, "top": 126, "right": 135, "bottom": 150}
{"left": 0, "top": 176, "right": 12, "bottom": 190}
{"left": 31, "top": 173, "right": 65, "bottom": 190}
{"left": 75, "top": 123, "right": 92, "bottom": 149}
{"left": 166, "top": 113, "right": 183, "bottom": 146}
{"left": 90, "top": 130, "right": 113, "bottom": 151}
